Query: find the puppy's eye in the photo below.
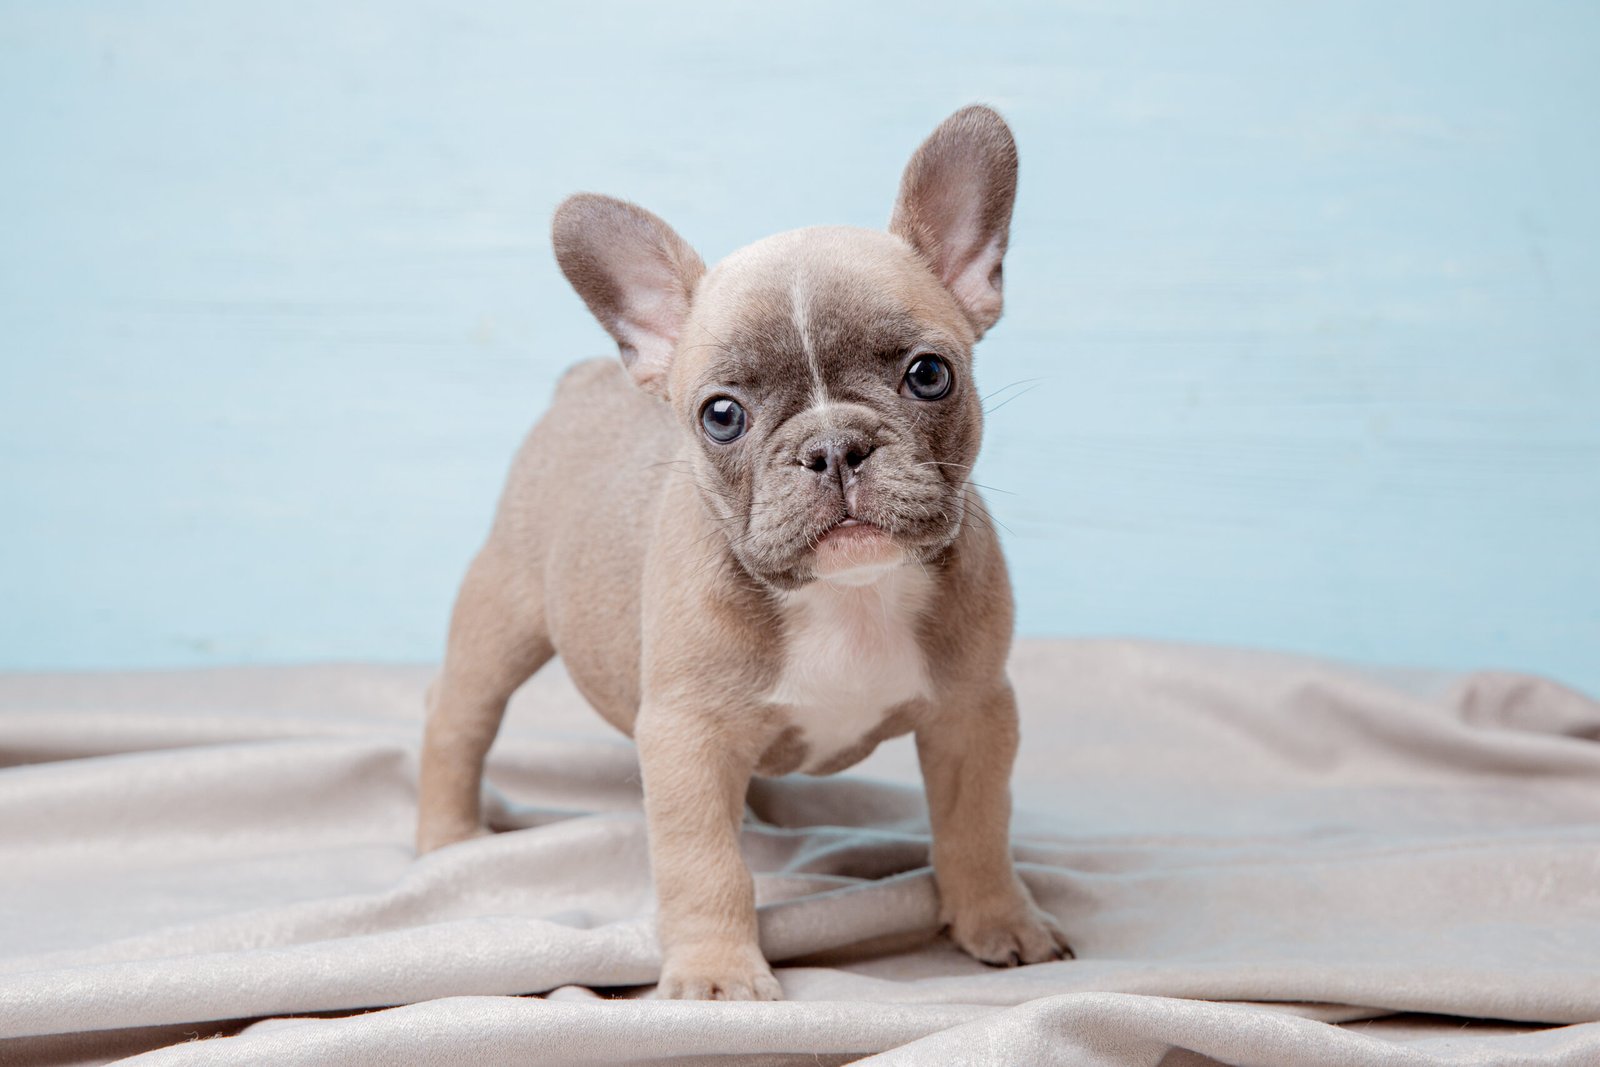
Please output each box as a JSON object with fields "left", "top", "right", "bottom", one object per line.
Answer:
{"left": 901, "top": 355, "right": 952, "bottom": 401}
{"left": 700, "top": 396, "right": 747, "bottom": 443}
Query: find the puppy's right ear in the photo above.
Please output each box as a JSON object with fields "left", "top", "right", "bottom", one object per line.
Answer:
{"left": 552, "top": 194, "right": 705, "bottom": 396}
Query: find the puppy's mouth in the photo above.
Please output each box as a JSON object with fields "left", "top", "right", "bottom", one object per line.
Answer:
{"left": 817, "top": 516, "right": 881, "bottom": 543}
{"left": 810, "top": 516, "right": 904, "bottom": 582}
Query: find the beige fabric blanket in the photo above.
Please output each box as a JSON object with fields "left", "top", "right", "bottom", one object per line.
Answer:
{"left": 2, "top": 639, "right": 1598, "bottom": 1065}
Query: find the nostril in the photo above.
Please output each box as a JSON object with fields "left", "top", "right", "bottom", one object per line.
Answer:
{"left": 799, "top": 437, "right": 873, "bottom": 475}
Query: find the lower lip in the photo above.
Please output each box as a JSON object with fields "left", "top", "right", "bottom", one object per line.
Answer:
{"left": 819, "top": 521, "right": 884, "bottom": 545}
{"left": 813, "top": 521, "right": 902, "bottom": 578}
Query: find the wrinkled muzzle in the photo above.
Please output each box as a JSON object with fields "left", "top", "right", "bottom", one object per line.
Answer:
{"left": 728, "top": 401, "right": 965, "bottom": 586}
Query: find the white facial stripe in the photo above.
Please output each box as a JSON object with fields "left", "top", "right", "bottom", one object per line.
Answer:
{"left": 790, "top": 272, "right": 829, "bottom": 410}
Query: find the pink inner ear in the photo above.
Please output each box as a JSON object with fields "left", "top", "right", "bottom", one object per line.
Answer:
{"left": 896, "top": 125, "right": 1013, "bottom": 335}
{"left": 612, "top": 259, "right": 692, "bottom": 390}
{"left": 945, "top": 231, "right": 1005, "bottom": 329}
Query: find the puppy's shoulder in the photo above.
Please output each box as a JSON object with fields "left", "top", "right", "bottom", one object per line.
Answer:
{"left": 553, "top": 356, "right": 632, "bottom": 401}
{"left": 916, "top": 493, "right": 1014, "bottom": 686}
{"left": 546, "top": 357, "right": 675, "bottom": 431}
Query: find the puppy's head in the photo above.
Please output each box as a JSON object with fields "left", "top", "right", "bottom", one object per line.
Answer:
{"left": 554, "top": 106, "right": 1017, "bottom": 590}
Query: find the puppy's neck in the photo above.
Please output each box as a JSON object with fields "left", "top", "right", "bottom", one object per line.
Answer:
{"left": 810, "top": 557, "right": 906, "bottom": 590}
{"left": 780, "top": 560, "right": 933, "bottom": 633}
{"left": 769, "top": 560, "right": 934, "bottom": 773}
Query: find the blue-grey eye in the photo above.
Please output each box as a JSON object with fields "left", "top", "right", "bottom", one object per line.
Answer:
{"left": 902, "top": 355, "right": 952, "bottom": 400}
{"left": 701, "top": 396, "right": 747, "bottom": 442}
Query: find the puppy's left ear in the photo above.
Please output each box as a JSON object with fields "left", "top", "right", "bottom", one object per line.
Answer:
{"left": 890, "top": 106, "right": 1018, "bottom": 339}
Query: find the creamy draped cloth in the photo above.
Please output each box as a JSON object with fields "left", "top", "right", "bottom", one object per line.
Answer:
{"left": 2, "top": 639, "right": 1597, "bottom": 1064}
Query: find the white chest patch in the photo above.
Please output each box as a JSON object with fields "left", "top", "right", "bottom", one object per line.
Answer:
{"left": 766, "top": 564, "right": 934, "bottom": 773}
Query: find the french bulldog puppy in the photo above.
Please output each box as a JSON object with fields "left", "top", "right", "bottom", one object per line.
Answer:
{"left": 416, "top": 105, "right": 1071, "bottom": 1000}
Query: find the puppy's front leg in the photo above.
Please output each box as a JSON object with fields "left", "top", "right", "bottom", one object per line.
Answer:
{"left": 917, "top": 683, "right": 1073, "bottom": 966}
{"left": 635, "top": 709, "right": 781, "bottom": 1001}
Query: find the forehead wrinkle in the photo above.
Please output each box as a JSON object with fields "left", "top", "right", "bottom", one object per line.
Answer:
{"left": 693, "top": 239, "right": 963, "bottom": 411}
{"left": 807, "top": 302, "right": 941, "bottom": 402}
{"left": 797, "top": 274, "right": 933, "bottom": 354}
{"left": 698, "top": 286, "right": 800, "bottom": 391}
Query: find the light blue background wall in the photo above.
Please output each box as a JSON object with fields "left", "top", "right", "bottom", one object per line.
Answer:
{"left": 2, "top": 2, "right": 1597, "bottom": 691}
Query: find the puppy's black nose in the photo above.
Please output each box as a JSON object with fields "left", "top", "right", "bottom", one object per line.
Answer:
{"left": 799, "top": 432, "right": 874, "bottom": 481}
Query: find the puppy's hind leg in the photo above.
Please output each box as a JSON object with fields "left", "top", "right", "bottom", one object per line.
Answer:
{"left": 416, "top": 545, "right": 552, "bottom": 854}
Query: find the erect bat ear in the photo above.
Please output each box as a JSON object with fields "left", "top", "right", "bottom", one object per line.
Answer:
{"left": 552, "top": 193, "right": 706, "bottom": 397}
{"left": 890, "top": 106, "right": 1019, "bottom": 340}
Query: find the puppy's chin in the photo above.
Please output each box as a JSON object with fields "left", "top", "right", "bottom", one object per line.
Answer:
{"left": 810, "top": 523, "right": 907, "bottom": 586}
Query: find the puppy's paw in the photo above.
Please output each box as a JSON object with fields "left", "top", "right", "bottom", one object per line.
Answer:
{"left": 656, "top": 942, "right": 783, "bottom": 1001}
{"left": 414, "top": 822, "right": 490, "bottom": 856}
{"left": 945, "top": 901, "right": 1073, "bottom": 967}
